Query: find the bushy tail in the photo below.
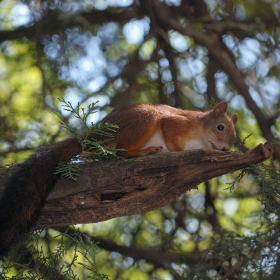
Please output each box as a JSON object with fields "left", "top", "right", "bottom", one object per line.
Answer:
{"left": 0, "top": 137, "right": 82, "bottom": 259}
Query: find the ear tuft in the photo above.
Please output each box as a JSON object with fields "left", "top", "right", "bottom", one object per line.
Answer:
{"left": 212, "top": 102, "right": 228, "bottom": 118}
{"left": 231, "top": 113, "right": 238, "bottom": 124}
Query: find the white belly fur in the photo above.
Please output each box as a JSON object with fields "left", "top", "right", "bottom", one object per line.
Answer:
{"left": 183, "top": 139, "right": 205, "bottom": 150}
{"left": 140, "top": 131, "right": 169, "bottom": 152}
{"left": 141, "top": 131, "right": 206, "bottom": 152}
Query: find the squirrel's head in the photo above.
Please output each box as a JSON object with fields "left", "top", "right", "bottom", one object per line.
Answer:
{"left": 203, "top": 102, "right": 238, "bottom": 151}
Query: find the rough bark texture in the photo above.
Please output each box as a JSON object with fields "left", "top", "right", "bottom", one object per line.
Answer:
{"left": 0, "top": 143, "right": 273, "bottom": 231}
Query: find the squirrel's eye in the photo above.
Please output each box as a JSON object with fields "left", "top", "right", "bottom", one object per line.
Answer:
{"left": 217, "top": 124, "right": 224, "bottom": 131}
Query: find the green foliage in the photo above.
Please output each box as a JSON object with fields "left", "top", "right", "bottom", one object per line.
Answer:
{"left": 55, "top": 161, "right": 82, "bottom": 182}
{"left": 226, "top": 133, "right": 255, "bottom": 192}
{"left": 55, "top": 99, "right": 124, "bottom": 180}
{"left": 225, "top": 167, "right": 248, "bottom": 192}
{"left": 58, "top": 98, "right": 119, "bottom": 155}
{"left": 209, "top": 97, "right": 218, "bottom": 109}
{"left": 0, "top": 228, "right": 108, "bottom": 280}
{"left": 256, "top": 162, "right": 280, "bottom": 219}
{"left": 241, "top": 133, "right": 253, "bottom": 145}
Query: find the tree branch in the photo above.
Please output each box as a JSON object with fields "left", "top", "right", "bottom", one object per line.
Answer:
{"left": 61, "top": 227, "right": 200, "bottom": 268}
{"left": 0, "top": 8, "right": 136, "bottom": 44}
{"left": 0, "top": 143, "right": 273, "bottom": 231}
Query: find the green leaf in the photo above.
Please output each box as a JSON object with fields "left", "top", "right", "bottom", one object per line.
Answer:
{"left": 54, "top": 99, "right": 125, "bottom": 181}
{"left": 55, "top": 161, "right": 82, "bottom": 181}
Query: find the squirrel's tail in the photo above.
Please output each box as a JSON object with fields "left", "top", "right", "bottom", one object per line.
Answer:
{"left": 0, "top": 137, "right": 82, "bottom": 259}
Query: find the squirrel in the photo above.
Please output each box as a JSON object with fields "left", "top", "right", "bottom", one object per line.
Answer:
{"left": 0, "top": 101, "right": 238, "bottom": 259}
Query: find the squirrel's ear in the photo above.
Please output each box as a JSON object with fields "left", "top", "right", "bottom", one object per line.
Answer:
{"left": 212, "top": 102, "right": 228, "bottom": 118}
{"left": 231, "top": 113, "right": 238, "bottom": 124}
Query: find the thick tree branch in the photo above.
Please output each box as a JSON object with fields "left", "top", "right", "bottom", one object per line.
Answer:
{"left": 0, "top": 8, "right": 136, "bottom": 44}
{"left": 0, "top": 144, "right": 274, "bottom": 231}
{"left": 10, "top": 143, "right": 275, "bottom": 231}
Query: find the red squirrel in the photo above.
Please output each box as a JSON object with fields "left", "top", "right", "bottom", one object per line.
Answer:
{"left": 0, "top": 102, "right": 238, "bottom": 259}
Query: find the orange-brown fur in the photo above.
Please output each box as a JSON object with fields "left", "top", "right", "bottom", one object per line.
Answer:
{"left": 101, "top": 102, "right": 238, "bottom": 155}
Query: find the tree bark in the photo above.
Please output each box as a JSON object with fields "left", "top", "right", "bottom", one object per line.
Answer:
{"left": 0, "top": 143, "right": 273, "bottom": 230}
